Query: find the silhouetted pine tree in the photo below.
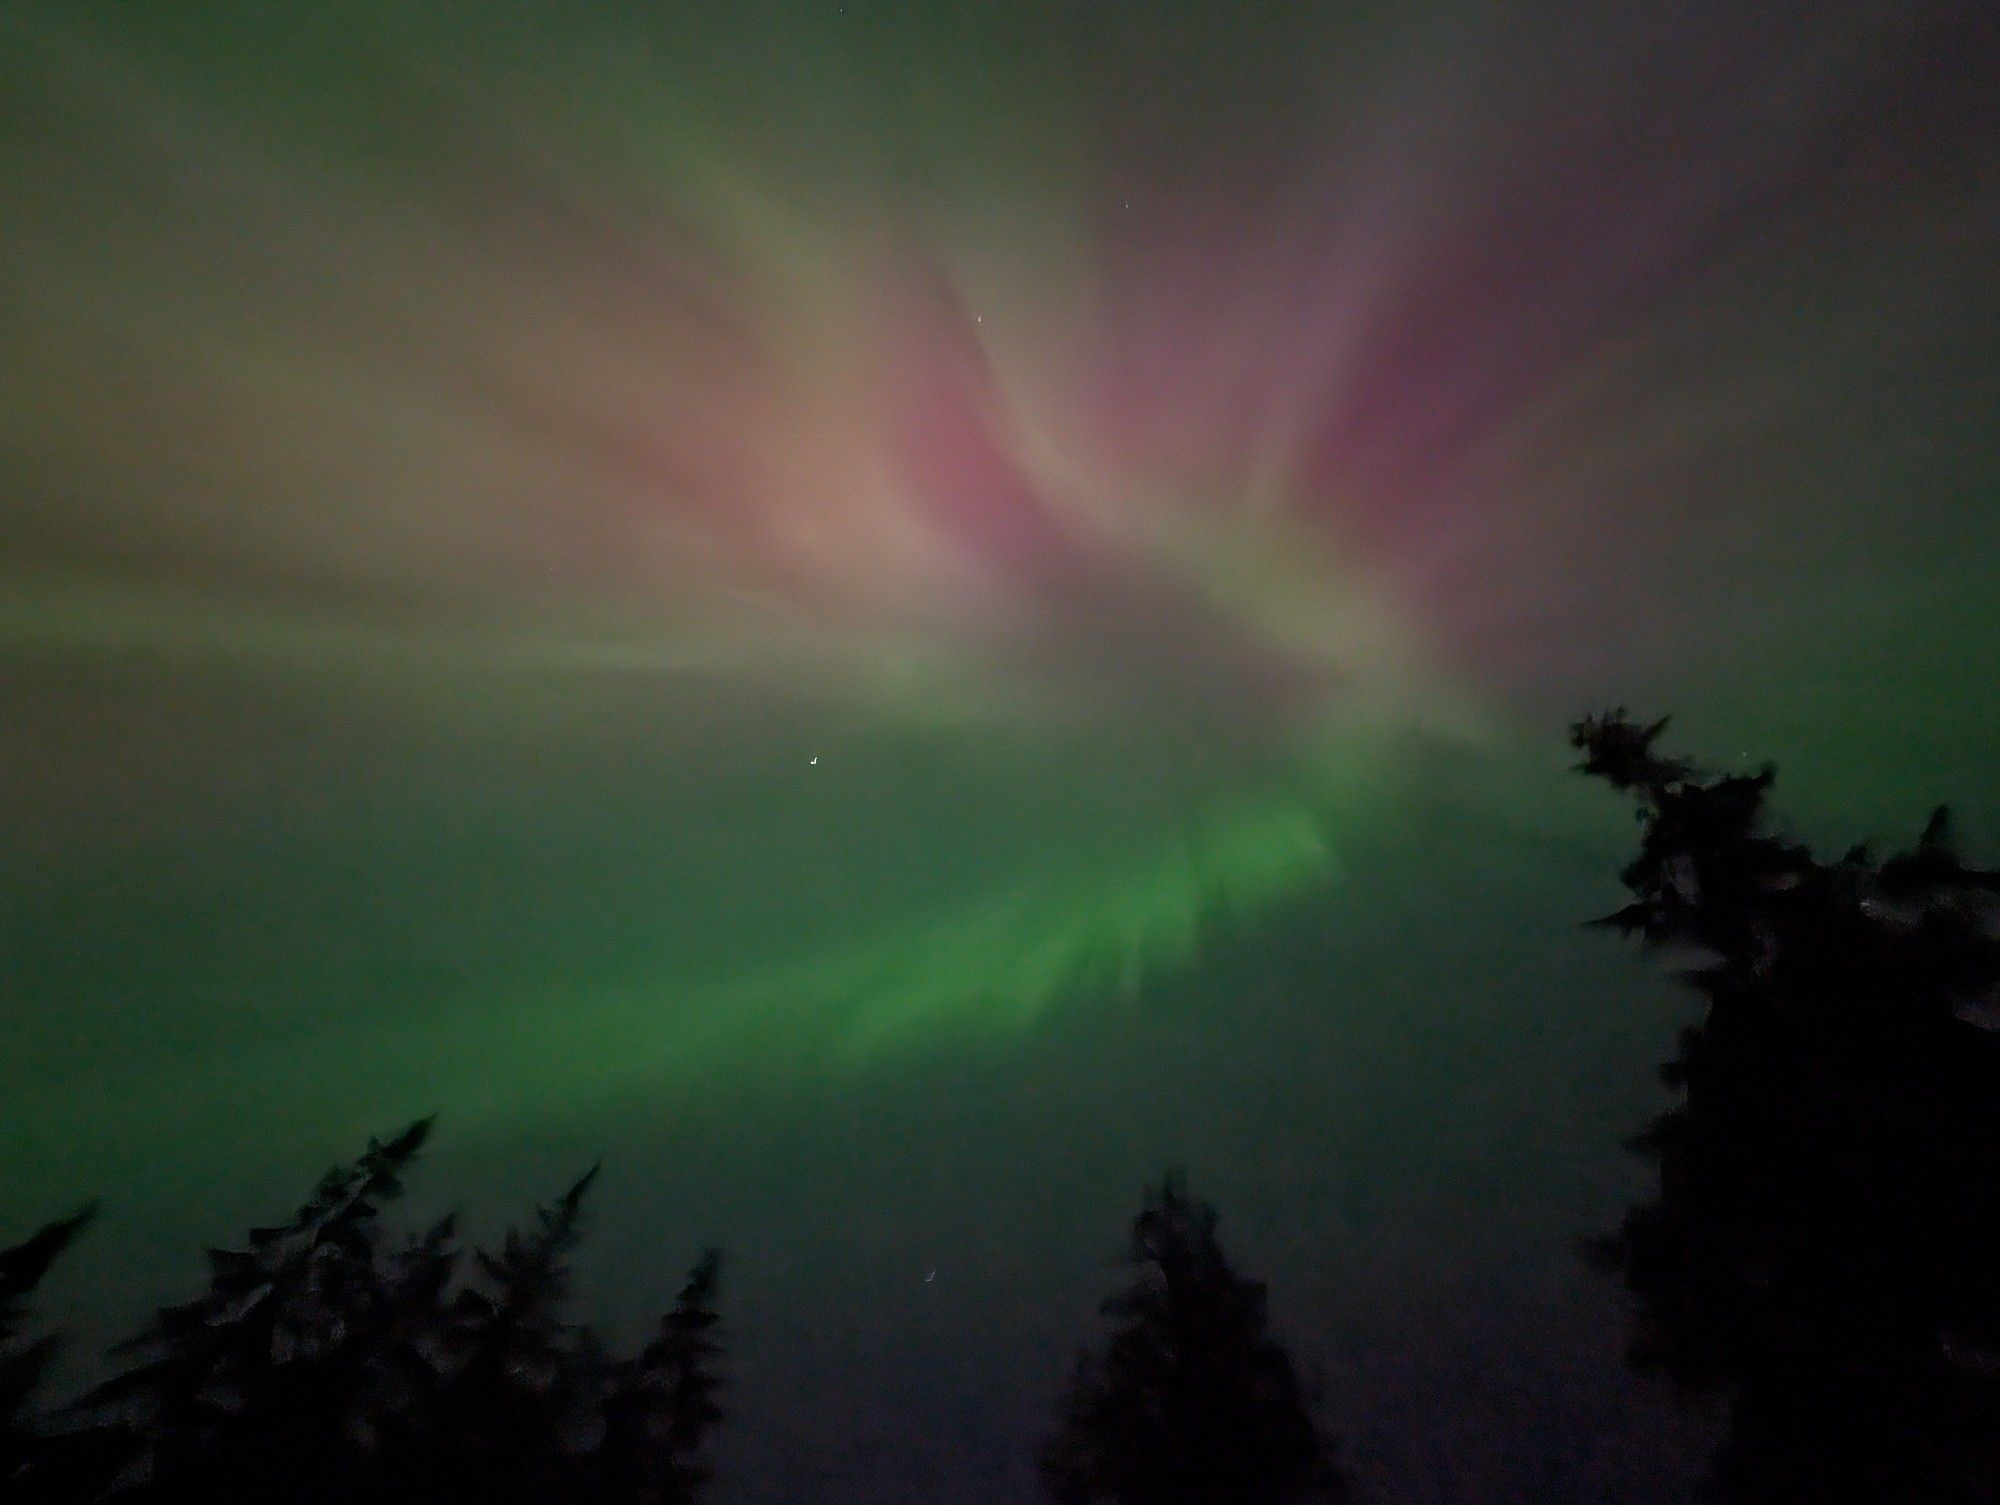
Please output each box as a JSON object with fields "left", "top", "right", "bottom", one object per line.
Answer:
{"left": 81, "top": 1118, "right": 436, "bottom": 1503}
{"left": 1, "top": 1206, "right": 95, "bottom": 1495}
{"left": 1574, "top": 710, "right": 2000, "bottom": 1504}
{"left": 1043, "top": 1175, "right": 1349, "bottom": 1505}
{"left": 598, "top": 1250, "right": 725, "bottom": 1505}
{"left": 426, "top": 1165, "right": 602, "bottom": 1505}
{"left": 349, "top": 1207, "right": 463, "bottom": 1504}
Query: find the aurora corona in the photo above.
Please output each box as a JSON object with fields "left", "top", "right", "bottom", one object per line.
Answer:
{"left": 1, "top": 0, "right": 1992, "bottom": 1209}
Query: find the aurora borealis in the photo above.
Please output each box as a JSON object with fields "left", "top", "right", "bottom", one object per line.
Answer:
{"left": 3, "top": 1, "right": 1997, "bottom": 1499}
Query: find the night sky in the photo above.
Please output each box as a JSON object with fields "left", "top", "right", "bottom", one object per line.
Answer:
{"left": 2, "top": 2, "right": 1997, "bottom": 1500}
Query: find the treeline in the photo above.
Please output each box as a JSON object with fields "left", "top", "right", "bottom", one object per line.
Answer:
{"left": 5, "top": 713, "right": 1998, "bottom": 1504}
{"left": 1, "top": 1138, "right": 1342, "bottom": 1504}
{"left": 1, "top": 1123, "right": 722, "bottom": 1505}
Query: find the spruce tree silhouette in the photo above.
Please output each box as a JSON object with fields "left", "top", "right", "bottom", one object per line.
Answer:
{"left": 598, "top": 1250, "right": 725, "bottom": 1505}
{"left": 1, "top": 1206, "right": 95, "bottom": 1495}
{"left": 1573, "top": 710, "right": 2000, "bottom": 1504}
{"left": 1042, "top": 1175, "right": 1350, "bottom": 1505}
{"left": 429, "top": 1164, "right": 602, "bottom": 1505}
{"left": 82, "top": 1117, "right": 440, "bottom": 1504}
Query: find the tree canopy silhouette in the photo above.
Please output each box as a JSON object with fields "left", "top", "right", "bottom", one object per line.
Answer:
{"left": 2, "top": 1121, "right": 725, "bottom": 1505}
{"left": 599, "top": 1249, "right": 725, "bottom": 1505}
{"left": 2, "top": 1204, "right": 95, "bottom": 1498}
{"left": 1573, "top": 710, "right": 2000, "bottom": 1504}
{"left": 1043, "top": 1174, "right": 1350, "bottom": 1505}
